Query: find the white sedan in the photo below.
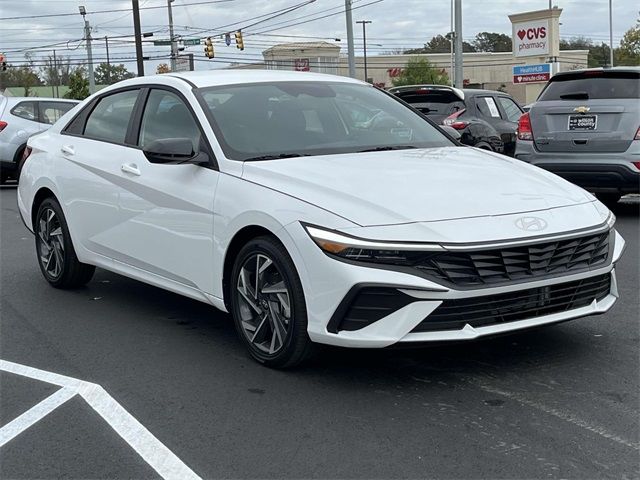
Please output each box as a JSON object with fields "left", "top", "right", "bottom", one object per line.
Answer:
{"left": 17, "top": 70, "right": 625, "bottom": 368}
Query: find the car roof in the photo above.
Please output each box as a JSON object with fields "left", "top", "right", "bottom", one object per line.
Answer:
{"left": 552, "top": 66, "right": 640, "bottom": 78}
{"left": 134, "top": 69, "right": 366, "bottom": 89}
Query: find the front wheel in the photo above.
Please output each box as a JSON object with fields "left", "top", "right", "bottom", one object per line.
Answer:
{"left": 35, "top": 198, "right": 95, "bottom": 289}
{"left": 230, "top": 236, "right": 312, "bottom": 368}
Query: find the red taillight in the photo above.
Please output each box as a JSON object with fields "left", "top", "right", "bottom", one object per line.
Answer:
{"left": 634, "top": 126, "right": 640, "bottom": 140}
{"left": 632, "top": 161, "right": 640, "bottom": 171}
{"left": 517, "top": 112, "right": 533, "bottom": 141}
{"left": 443, "top": 109, "right": 468, "bottom": 130}
{"left": 0, "top": 120, "right": 7, "bottom": 132}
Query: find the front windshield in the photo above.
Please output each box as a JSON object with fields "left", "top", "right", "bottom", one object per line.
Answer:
{"left": 198, "top": 81, "right": 454, "bottom": 161}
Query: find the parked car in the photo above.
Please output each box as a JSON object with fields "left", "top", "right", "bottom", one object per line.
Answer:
{"left": 18, "top": 71, "right": 624, "bottom": 368}
{"left": 0, "top": 96, "right": 78, "bottom": 183}
{"left": 388, "top": 85, "right": 524, "bottom": 155}
{"left": 515, "top": 67, "right": 640, "bottom": 206}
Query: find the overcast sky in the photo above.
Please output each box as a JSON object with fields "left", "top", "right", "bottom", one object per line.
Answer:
{"left": 0, "top": 0, "right": 637, "bottom": 74}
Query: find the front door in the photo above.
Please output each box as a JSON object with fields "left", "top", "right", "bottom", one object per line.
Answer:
{"left": 114, "top": 87, "right": 219, "bottom": 295}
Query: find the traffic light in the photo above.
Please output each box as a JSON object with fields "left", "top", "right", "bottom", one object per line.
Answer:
{"left": 235, "top": 30, "right": 244, "bottom": 51}
{"left": 204, "top": 37, "right": 214, "bottom": 59}
{"left": 0, "top": 53, "right": 6, "bottom": 72}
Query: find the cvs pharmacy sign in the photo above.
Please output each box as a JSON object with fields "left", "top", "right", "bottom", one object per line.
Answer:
{"left": 513, "top": 19, "right": 549, "bottom": 57}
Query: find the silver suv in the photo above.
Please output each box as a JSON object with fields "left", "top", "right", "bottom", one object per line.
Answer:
{"left": 514, "top": 67, "right": 639, "bottom": 206}
{"left": 0, "top": 96, "right": 78, "bottom": 183}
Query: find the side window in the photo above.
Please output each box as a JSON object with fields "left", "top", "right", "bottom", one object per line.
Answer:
{"left": 497, "top": 96, "right": 523, "bottom": 123}
{"left": 40, "top": 102, "right": 76, "bottom": 125}
{"left": 84, "top": 90, "right": 139, "bottom": 143}
{"left": 139, "top": 89, "right": 201, "bottom": 153}
{"left": 11, "top": 102, "right": 37, "bottom": 122}
{"left": 476, "top": 96, "right": 501, "bottom": 119}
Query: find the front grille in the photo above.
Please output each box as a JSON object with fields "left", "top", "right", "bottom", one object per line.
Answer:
{"left": 415, "top": 231, "right": 610, "bottom": 287}
{"left": 412, "top": 273, "right": 611, "bottom": 333}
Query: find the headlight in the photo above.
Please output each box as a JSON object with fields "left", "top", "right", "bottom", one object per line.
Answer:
{"left": 304, "top": 225, "right": 444, "bottom": 265}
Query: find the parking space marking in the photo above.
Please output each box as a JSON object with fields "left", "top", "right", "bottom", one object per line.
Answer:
{"left": 0, "top": 387, "right": 77, "bottom": 448}
{"left": 0, "top": 359, "right": 201, "bottom": 480}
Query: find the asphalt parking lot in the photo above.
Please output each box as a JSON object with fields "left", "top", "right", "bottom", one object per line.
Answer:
{"left": 1, "top": 185, "right": 638, "bottom": 479}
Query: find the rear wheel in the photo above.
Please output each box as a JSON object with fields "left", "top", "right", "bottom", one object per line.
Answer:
{"left": 595, "top": 192, "right": 621, "bottom": 208}
{"left": 230, "top": 236, "right": 312, "bottom": 368}
{"left": 35, "top": 198, "right": 95, "bottom": 288}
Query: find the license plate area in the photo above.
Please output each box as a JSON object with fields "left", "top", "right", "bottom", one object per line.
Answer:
{"left": 568, "top": 114, "right": 597, "bottom": 130}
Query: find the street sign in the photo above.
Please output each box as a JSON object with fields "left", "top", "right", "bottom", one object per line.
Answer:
{"left": 513, "top": 63, "right": 551, "bottom": 84}
{"left": 182, "top": 38, "right": 201, "bottom": 46}
{"left": 153, "top": 40, "right": 172, "bottom": 46}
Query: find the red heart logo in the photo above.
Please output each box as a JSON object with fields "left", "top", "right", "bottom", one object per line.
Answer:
{"left": 517, "top": 29, "right": 526, "bottom": 40}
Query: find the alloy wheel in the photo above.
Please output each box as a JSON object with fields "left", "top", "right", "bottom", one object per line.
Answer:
{"left": 236, "top": 253, "right": 292, "bottom": 355}
{"left": 37, "top": 207, "right": 65, "bottom": 279}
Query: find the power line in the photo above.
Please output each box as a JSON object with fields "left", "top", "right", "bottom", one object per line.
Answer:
{"left": 0, "top": 0, "right": 236, "bottom": 21}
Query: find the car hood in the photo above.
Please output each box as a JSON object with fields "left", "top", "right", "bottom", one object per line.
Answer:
{"left": 241, "top": 147, "right": 594, "bottom": 227}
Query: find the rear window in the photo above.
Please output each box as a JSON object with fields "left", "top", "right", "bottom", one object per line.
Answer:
{"left": 539, "top": 71, "right": 640, "bottom": 100}
{"left": 394, "top": 90, "right": 465, "bottom": 115}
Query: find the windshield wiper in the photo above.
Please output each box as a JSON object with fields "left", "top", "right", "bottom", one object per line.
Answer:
{"left": 243, "top": 153, "right": 309, "bottom": 161}
{"left": 559, "top": 91, "right": 589, "bottom": 100}
{"left": 358, "top": 145, "right": 417, "bottom": 153}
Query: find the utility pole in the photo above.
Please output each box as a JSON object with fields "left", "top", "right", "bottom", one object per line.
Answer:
{"left": 104, "top": 36, "right": 111, "bottom": 84}
{"left": 454, "top": 0, "right": 463, "bottom": 89}
{"left": 345, "top": 0, "right": 356, "bottom": 78}
{"left": 450, "top": 0, "right": 454, "bottom": 86}
{"left": 132, "top": 0, "right": 145, "bottom": 76}
{"left": 167, "top": 0, "right": 177, "bottom": 72}
{"left": 356, "top": 21, "right": 372, "bottom": 82}
{"left": 608, "top": 0, "right": 614, "bottom": 67}
{"left": 79, "top": 6, "right": 95, "bottom": 94}
{"left": 52, "top": 49, "right": 59, "bottom": 98}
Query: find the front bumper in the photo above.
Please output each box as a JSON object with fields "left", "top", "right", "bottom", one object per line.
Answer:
{"left": 285, "top": 219, "right": 625, "bottom": 349}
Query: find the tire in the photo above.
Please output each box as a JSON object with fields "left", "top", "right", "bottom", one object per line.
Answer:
{"left": 596, "top": 193, "right": 621, "bottom": 208}
{"left": 34, "top": 197, "right": 95, "bottom": 289}
{"left": 230, "top": 235, "right": 313, "bottom": 368}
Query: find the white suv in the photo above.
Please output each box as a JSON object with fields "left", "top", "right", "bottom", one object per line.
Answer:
{"left": 0, "top": 96, "right": 78, "bottom": 183}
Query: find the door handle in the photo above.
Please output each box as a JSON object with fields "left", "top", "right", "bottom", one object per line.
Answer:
{"left": 121, "top": 163, "right": 141, "bottom": 176}
{"left": 60, "top": 145, "right": 75, "bottom": 156}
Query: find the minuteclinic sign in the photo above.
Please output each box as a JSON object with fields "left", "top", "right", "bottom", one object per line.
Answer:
{"left": 513, "top": 19, "right": 549, "bottom": 57}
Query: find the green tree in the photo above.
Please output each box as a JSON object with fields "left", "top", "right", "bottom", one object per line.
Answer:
{"left": 616, "top": 18, "right": 640, "bottom": 65}
{"left": 40, "top": 55, "right": 73, "bottom": 88}
{"left": 473, "top": 32, "right": 512, "bottom": 52}
{"left": 0, "top": 53, "right": 41, "bottom": 95}
{"left": 65, "top": 68, "right": 90, "bottom": 100}
{"left": 405, "top": 34, "right": 475, "bottom": 54}
{"left": 94, "top": 63, "right": 135, "bottom": 85}
{"left": 391, "top": 58, "right": 449, "bottom": 87}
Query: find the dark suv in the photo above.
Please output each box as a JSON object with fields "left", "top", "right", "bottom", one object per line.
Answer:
{"left": 514, "top": 67, "right": 640, "bottom": 206}
{"left": 388, "top": 85, "right": 524, "bottom": 156}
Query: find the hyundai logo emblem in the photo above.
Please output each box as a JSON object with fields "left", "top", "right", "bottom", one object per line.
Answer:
{"left": 515, "top": 216, "right": 548, "bottom": 232}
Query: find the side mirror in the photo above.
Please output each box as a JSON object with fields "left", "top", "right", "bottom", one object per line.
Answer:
{"left": 440, "top": 125, "right": 462, "bottom": 141}
{"left": 143, "top": 138, "right": 195, "bottom": 164}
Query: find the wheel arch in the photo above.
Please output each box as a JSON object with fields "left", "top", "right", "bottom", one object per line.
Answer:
{"left": 222, "top": 224, "right": 280, "bottom": 310}
{"left": 31, "top": 187, "right": 59, "bottom": 228}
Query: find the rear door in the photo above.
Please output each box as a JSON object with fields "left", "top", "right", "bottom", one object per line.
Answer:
{"left": 58, "top": 88, "right": 142, "bottom": 258}
{"left": 530, "top": 70, "right": 640, "bottom": 153}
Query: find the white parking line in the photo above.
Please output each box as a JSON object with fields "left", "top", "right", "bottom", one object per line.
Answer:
{"left": 0, "top": 359, "right": 201, "bottom": 480}
{"left": 0, "top": 387, "right": 77, "bottom": 448}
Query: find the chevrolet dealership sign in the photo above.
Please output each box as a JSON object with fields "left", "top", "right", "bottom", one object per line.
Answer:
{"left": 512, "top": 19, "right": 549, "bottom": 57}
